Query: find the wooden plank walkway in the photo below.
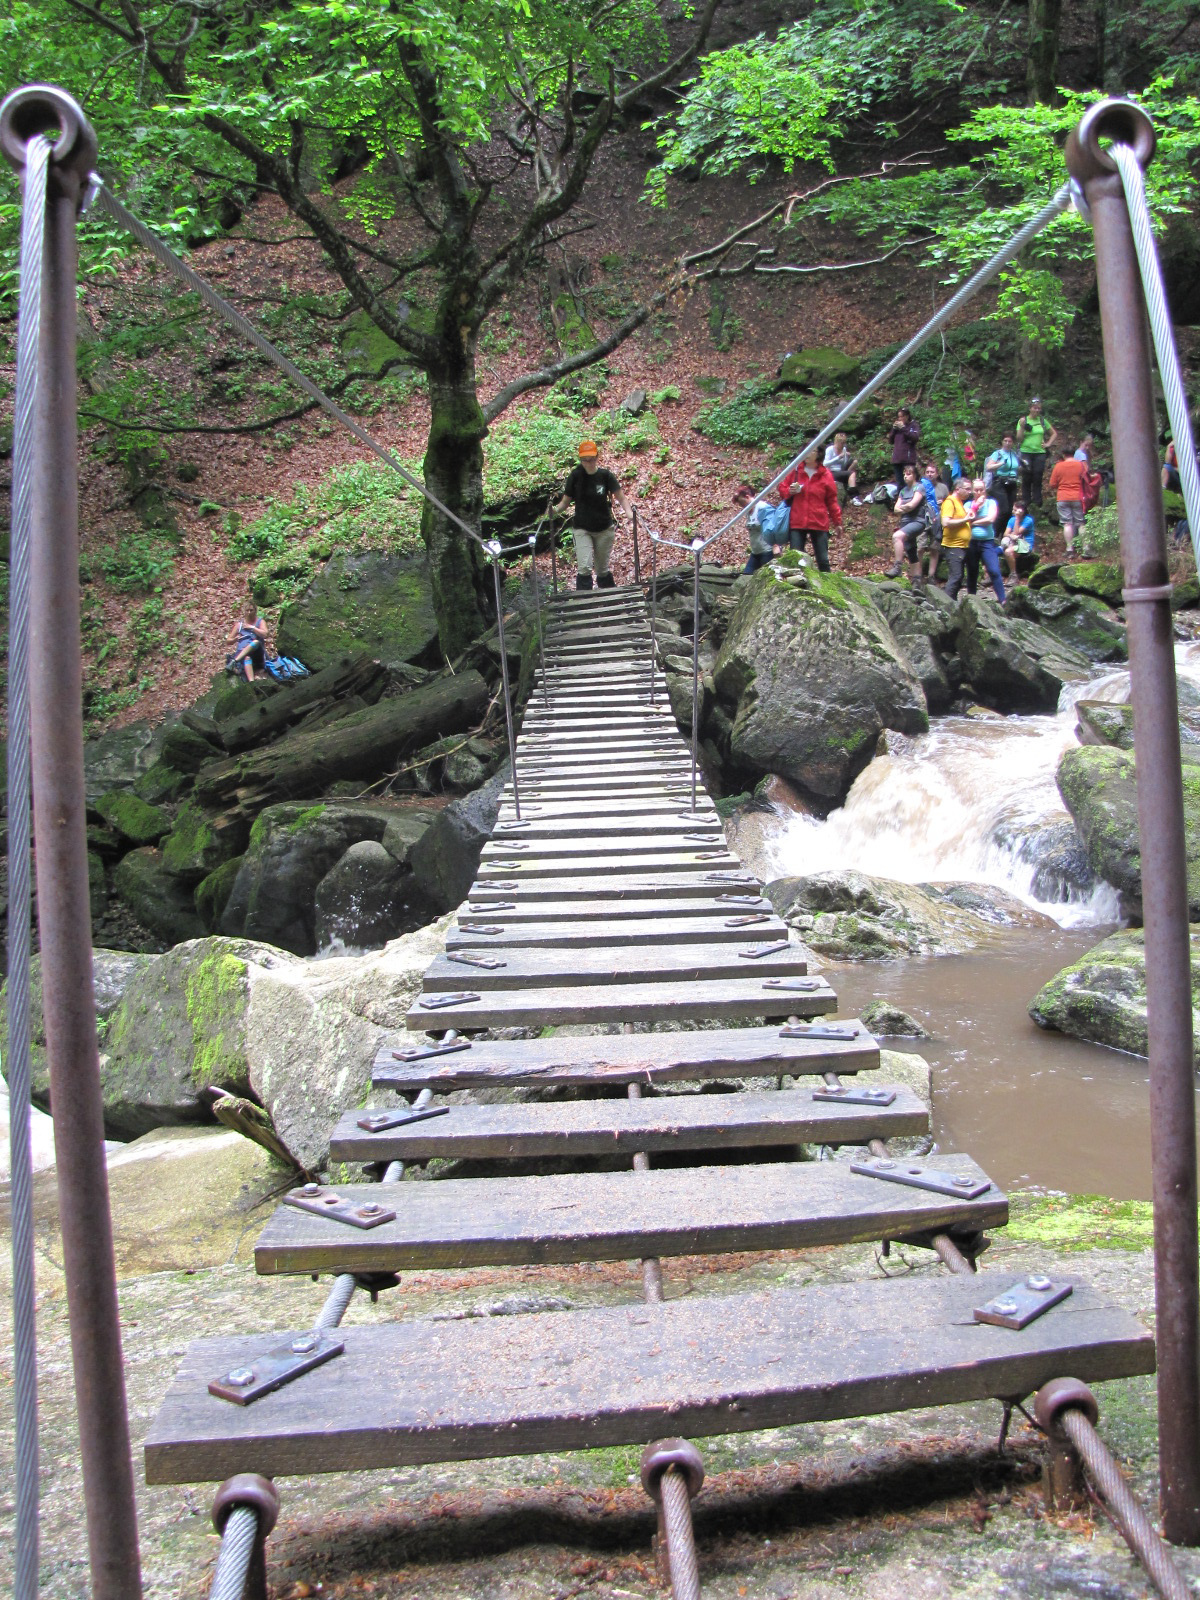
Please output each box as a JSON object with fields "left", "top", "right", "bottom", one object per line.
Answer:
{"left": 146, "top": 579, "right": 1154, "bottom": 1588}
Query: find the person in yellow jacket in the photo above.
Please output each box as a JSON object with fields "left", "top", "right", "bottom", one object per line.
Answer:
{"left": 940, "top": 478, "right": 973, "bottom": 599}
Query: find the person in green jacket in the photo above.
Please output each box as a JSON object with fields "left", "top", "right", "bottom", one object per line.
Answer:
{"left": 1016, "top": 397, "right": 1058, "bottom": 508}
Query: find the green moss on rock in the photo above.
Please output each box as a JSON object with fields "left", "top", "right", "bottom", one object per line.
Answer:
{"left": 95, "top": 790, "right": 172, "bottom": 846}
{"left": 195, "top": 856, "right": 244, "bottom": 932}
{"left": 1029, "top": 925, "right": 1200, "bottom": 1062}
{"left": 1059, "top": 560, "right": 1124, "bottom": 607}
{"left": 276, "top": 550, "right": 438, "bottom": 672}
{"left": 184, "top": 949, "right": 250, "bottom": 1088}
{"left": 161, "top": 799, "right": 244, "bottom": 884}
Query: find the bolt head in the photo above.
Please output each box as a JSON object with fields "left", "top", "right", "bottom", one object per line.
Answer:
{"left": 301, "top": 1182, "right": 321, "bottom": 1196}
{"left": 359, "top": 1202, "right": 382, "bottom": 1216}
{"left": 226, "top": 1367, "right": 256, "bottom": 1387}
{"left": 1027, "top": 1274, "right": 1053, "bottom": 1292}
{"left": 291, "top": 1334, "right": 319, "bottom": 1354}
{"left": 875, "top": 1159, "right": 896, "bottom": 1171}
{"left": 952, "top": 1174, "right": 974, "bottom": 1189}
{"left": 993, "top": 1300, "right": 1019, "bottom": 1316}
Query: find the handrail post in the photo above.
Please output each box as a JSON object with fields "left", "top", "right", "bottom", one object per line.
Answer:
{"left": 689, "top": 540, "right": 703, "bottom": 815}
{"left": 1, "top": 85, "right": 144, "bottom": 1598}
{"left": 1066, "top": 99, "right": 1200, "bottom": 1545}
{"left": 488, "top": 542, "right": 522, "bottom": 819}
{"left": 632, "top": 505, "right": 642, "bottom": 584}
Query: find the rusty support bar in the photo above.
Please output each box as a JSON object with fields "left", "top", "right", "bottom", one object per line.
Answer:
{"left": 625, "top": 1051, "right": 665, "bottom": 1302}
{"left": 864, "top": 1133, "right": 974, "bottom": 1276}
{"left": 1, "top": 85, "right": 144, "bottom": 1600}
{"left": 1066, "top": 99, "right": 1200, "bottom": 1544}
{"left": 633, "top": 506, "right": 642, "bottom": 584}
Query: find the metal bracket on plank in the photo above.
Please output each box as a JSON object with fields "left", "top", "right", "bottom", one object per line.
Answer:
{"left": 974, "top": 1277, "right": 1072, "bottom": 1329}
{"left": 392, "top": 1038, "right": 472, "bottom": 1062}
{"left": 283, "top": 1184, "right": 397, "bottom": 1228}
{"left": 683, "top": 832, "right": 723, "bottom": 843}
{"left": 456, "top": 922, "right": 503, "bottom": 935}
{"left": 445, "top": 951, "right": 507, "bottom": 970}
{"left": 417, "top": 991, "right": 481, "bottom": 1011}
{"left": 484, "top": 861, "right": 526, "bottom": 872}
{"left": 739, "top": 941, "right": 791, "bottom": 960}
{"left": 467, "top": 900, "right": 515, "bottom": 912}
{"left": 357, "top": 1105, "right": 452, "bottom": 1133}
{"left": 717, "top": 893, "right": 767, "bottom": 906}
{"left": 499, "top": 818, "right": 536, "bottom": 828}
{"left": 779, "top": 1021, "right": 861, "bottom": 1040}
{"left": 726, "top": 913, "right": 771, "bottom": 927}
{"left": 697, "top": 850, "right": 734, "bottom": 861}
{"left": 487, "top": 840, "right": 530, "bottom": 851}
{"left": 812, "top": 1083, "right": 898, "bottom": 1106}
{"left": 706, "top": 871, "right": 756, "bottom": 885}
{"left": 770, "top": 982, "right": 829, "bottom": 997}
{"left": 478, "top": 880, "right": 518, "bottom": 890}
{"left": 209, "top": 1330, "right": 344, "bottom": 1406}
{"left": 850, "top": 1157, "right": 993, "bottom": 1200}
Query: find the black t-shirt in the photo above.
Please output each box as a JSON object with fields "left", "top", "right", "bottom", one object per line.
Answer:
{"left": 564, "top": 465, "right": 620, "bottom": 532}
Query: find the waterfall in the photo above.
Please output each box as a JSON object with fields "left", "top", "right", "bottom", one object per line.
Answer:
{"left": 764, "top": 643, "right": 1200, "bottom": 930}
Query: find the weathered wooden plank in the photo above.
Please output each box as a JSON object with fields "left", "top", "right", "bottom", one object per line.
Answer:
{"left": 447, "top": 914, "right": 791, "bottom": 950}
{"left": 404, "top": 974, "right": 834, "bottom": 1029}
{"left": 253, "top": 1155, "right": 1006, "bottom": 1277}
{"left": 143, "top": 1275, "right": 1153, "bottom": 1486}
{"left": 500, "top": 795, "right": 695, "bottom": 817}
{"left": 517, "top": 736, "right": 689, "bottom": 754}
{"left": 330, "top": 1085, "right": 928, "bottom": 1163}
{"left": 488, "top": 818, "right": 719, "bottom": 843}
{"left": 458, "top": 893, "right": 772, "bottom": 921}
{"left": 376, "top": 1022, "right": 878, "bottom": 1092}
{"left": 511, "top": 777, "right": 694, "bottom": 796}
{"left": 480, "top": 846, "right": 734, "bottom": 873}
{"left": 422, "top": 940, "right": 806, "bottom": 991}
{"left": 464, "top": 874, "right": 768, "bottom": 902}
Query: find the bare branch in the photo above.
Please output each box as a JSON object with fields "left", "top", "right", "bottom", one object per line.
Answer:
{"left": 616, "top": 0, "right": 722, "bottom": 110}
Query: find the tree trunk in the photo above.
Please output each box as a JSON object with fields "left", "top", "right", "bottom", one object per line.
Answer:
{"left": 422, "top": 334, "right": 490, "bottom": 658}
{"left": 1028, "top": 0, "right": 1064, "bottom": 102}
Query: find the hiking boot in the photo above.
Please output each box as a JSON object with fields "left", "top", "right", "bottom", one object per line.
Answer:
{"left": 884, "top": 562, "right": 903, "bottom": 578}
{"left": 597, "top": 571, "right": 616, "bottom": 588}
{"left": 575, "top": 572, "right": 593, "bottom": 590}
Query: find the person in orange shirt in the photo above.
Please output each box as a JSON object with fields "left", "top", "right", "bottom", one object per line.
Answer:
{"left": 1047, "top": 447, "right": 1088, "bottom": 558}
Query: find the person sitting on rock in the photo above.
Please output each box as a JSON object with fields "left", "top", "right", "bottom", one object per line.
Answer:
{"left": 778, "top": 445, "right": 842, "bottom": 572}
{"left": 1000, "top": 500, "right": 1036, "bottom": 583}
{"left": 823, "top": 433, "right": 859, "bottom": 502}
{"left": 554, "top": 439, "right": 625, "bottom": 590}
{"left": 226, "top": 601, "right": 267, "bottom": 681}
{"left": 885, "top": 466, "right": 928, "bottom": 590}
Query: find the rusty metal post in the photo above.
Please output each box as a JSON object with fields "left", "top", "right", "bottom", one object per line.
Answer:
{"left": 1, "top": 86, "right": 144, "bottom": 1599}
{"left": 1066, "top": 99, "right": 1200, "bottom": 1545}
{"left": 632, "top": 505, "right": 642, "bottom": 583}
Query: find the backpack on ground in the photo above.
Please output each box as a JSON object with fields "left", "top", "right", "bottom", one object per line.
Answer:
{"left": 264, "top": 653, "right": 310, "bottom": 681}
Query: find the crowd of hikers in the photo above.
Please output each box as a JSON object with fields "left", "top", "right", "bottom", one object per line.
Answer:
{"left": 735, "top": 400, "right": 1112, "bottom": 604}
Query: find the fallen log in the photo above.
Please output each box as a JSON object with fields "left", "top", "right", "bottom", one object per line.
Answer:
{"left": 195, "top": 669, "right": 490, "bottom": 809}
{"left": 219, "top": 652, "right": 388, "bottom": 752}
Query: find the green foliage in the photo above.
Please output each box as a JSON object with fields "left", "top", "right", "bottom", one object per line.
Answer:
{"left": 99, "top": 531, "right": 176, "bottom": 593}
{"left": 1079, "top": 503, "right": 1123, "bottom": 558}
{"left": 692, "top": 380, "right": 827, "bottom": 450}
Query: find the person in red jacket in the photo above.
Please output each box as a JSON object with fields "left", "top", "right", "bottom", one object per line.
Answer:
{"left": 778, "top": 446, "right": 842, "bottom": 571}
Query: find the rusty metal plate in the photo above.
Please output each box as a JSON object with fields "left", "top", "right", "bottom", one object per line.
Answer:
{"left": 851, "top": 1158, "right": 993, "bottom": 1201}
{"left": 779, "top": 1022, "right": 862, "bottom": 1041}
{"left": 357, "top": 1106, "right": 452, "bottom": 1133}
{"left": 417, "top": 991, "right": 481, "bottom": 1011}
{"left": 209, "top": 1330, "right": 344, "bottom": 1406}
{"left": 812, "top": 1084, "right": 898, "bottom": 1107}
{"left": 726, "top": 913, "right": 771, "bottom": 927}
{"left": 282, "top": 1185, "right": 397, "bottom": 1228}
{"left": 974, "top": 1277, "right": 1073, "bottom": 1329}
{"left": 476, "top": 879, "right": 518, "bottom": 890}
{"left": 706, "top": 872, "right": 756, "bottom": 885}
{"left": 739, "top": 942, "right": 791, "bottom": 960}
{"left": 467, "top": 900, "right": 516, "bottom": 911}
{"left": 445, "top": 951, "right": 507, "bottom": 970}
{"left": 768, "top": 981, "right": 827, "bottom": 996}
{"left": 716, "top": 893, "right": 768, "bottom": 906}
{"left": 456, "top": 922, "right": 503, "bottom": 935}
{"left": 391, "top": 1038, "right": 472, "bottom": 1063}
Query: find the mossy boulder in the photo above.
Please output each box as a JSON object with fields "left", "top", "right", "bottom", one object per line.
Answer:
{"left": 1075, "top": 696, "right": 1200, "bottom": 753}
{"left": 88, "top": 850, "right": 107, "bottom": 922}
{"left": 132, "top": 760, "right": 193, "bottom": 805}
{"left": 83, "top": 719, "right": 166, "bottom": 805}
{"left": 1172, "top": 576, "right": 1200, "bottom": 610}
{"left": 219, "top": 801, "right": 403, "bottom": 954}
{"left": 161, "top": 799, "right": 248, "bottom": 884}
{"left": 0, "top": 948, "right": 151, "bottom": 1107}
{"left": 1004, "top": 585, "right": 1128, "bottom": 664}
{"left": 313, "top": 840, "right": 418, "bottom": 951}
{"left": 713, "top": 565, "right": 928, "bottom": 804}
{"left": 1030, "top": 925, "right": 1200, "bottom": 1062}
{"left": 776, "top": 348, "right": 861, "bottom": 390}
{"left": 1057, "top": 743, "right": 1200, "bottom": 920}
{"left": 870, "top": 583, "right": 962, "bottom": 712}
{"left": 1059, "top": 560, "right": 1124, "bottom": 608}
{"left": 954, "top": 596, "right": 1081, "bottom": 709}
{"left": 94, "top": 790, "right": 172, "bottom": 846}
{"left": 195, "top": 856, "right": 244, "bottom": 932}
{"left": 766, "top": 870, "right": 1050, "bottom": 959}
{"left": 276, "top": 549, "right": 439, "bottom": 672}
{"left": 111, "top": 848, "right": 205, "bottom": 945}
{"left": 99, "top": 937, "right": 295, "bottom": 1137}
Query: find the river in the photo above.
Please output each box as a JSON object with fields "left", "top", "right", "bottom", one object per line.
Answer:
{"left": 760, "top": 640, "right": 1200, "bottom": 1201}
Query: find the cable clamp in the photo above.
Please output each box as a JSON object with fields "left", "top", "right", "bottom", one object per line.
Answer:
{"left": 1121, "top": 584, "right": 1173, "bottom": 605}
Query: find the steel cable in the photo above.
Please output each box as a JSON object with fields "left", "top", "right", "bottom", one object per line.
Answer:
{"left": 1110, "top": 142, "right": 1200, "bottom": 571}
{"left": 660, "top": 1467, "right": 702, "bottom": 1600}
{"left": 209, "top": 1506, "right": 260, "bottom": 1600}
{"left": 8, "top": 130, "right": 51, "bottom": 1600}
{"left": 1059, "top": 1410, "right": 1192, "bottom": 1600}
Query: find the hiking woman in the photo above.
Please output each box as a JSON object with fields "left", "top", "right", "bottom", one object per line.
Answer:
{"left": 1016, "top": 397, "right": 1058, "bottom": 507}
{"left": 555, "top": 439, "right": 625, "bottom": 590}
{"left": 778, "top": 446, "right": 842, "bottom": 572}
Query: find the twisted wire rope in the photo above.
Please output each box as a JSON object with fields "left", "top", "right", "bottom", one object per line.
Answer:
{"left": 209, "top": 1506, "right": 260, "bottom": 1600}
{"left": 8, "top": 130, "right": 52, "bottom": 1600}
{"left": 660, "top": 1468, "right": 702, "bottom": 1600}
{"left": 1111, "top": 142, "right": 1200, "bottom": 571}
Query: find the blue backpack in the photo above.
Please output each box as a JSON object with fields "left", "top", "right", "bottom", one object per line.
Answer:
{"left": 264, "top": 654, "right": 310, "bottom": 681}
{"left": 747, "top": 500, "right": 790, "bottom": 554}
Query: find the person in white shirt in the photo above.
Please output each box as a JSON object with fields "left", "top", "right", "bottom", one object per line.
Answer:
{"left": 823, "top": 433, "right": 859, "bottom": 502}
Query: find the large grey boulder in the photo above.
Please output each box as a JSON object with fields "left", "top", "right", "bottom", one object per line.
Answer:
{"left": 1005, "top": 585, "right": 1128, "bottom": 664}
{"left": 1056, "top": 743, "right": 1200, "bottom": 921}
{"left": 713, "top": 564, "right": 928, "bottom": 805}
{"left": 954, "top": 597, "right": 1076, "bottom": 711}
{"left": 1075, "top": 697, "right": 1200, "bottom": 753}
{"left": 83, "top": 719, "right": 169, "bottom": 805}
{"left": 766, "top": 869, "right": 1051, "bottom": 959}
{"left": 870, "top": 583, "right": 961, "bottom": 712}
{"left": 276, "top": 549, "right": 439, "bottom": 672}
{"left": 410, "top": 766, "right": 509, "bottom": 910}
{"left": 313, "top": 840, "right": 419, "bottom": 951}
{"left": 111, "top": 847, "right": 205, "bottom": 945}
{"left": 1030, "top": 926, "right": 1200, "bottom": 1063}
{"left": 219, "top": 801, "right": 402, "bottom": 954}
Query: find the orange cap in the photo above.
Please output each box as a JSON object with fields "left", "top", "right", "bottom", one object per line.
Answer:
{"left": 578, "top": 439, "right": 598, "bottom": 457}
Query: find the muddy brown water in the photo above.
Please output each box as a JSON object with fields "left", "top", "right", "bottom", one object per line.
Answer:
{"left": 828, "top": 923, "right": 1199, "bottom": 1202}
